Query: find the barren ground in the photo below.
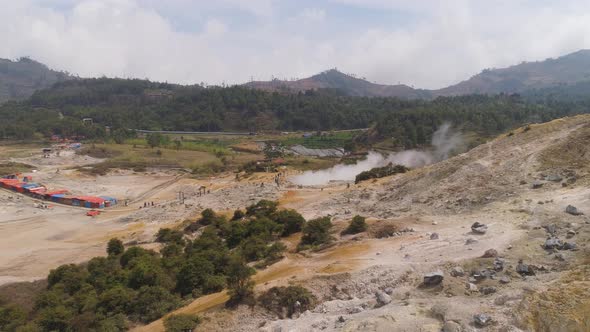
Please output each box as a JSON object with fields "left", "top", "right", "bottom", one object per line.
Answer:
{"left": 2, "top": 116, "right": 590, "bottom": 331}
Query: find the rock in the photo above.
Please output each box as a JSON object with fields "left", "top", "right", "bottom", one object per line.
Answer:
{"left": 480, "top": 286, "right": 497, "bottom": 295}
{"left": 516, "top": 260, "right": 535, "bottom": 276}
{"left": 423, "top": 271, "right": 444, "bottom": 286}
{"left": 566, "top": 205, "right": 583, "bottom": 216}
{"left": 442, "top": 321, "right": 463, "bottom": 332}
{"left": 493, "top": 258, "right": 505, "bottom": 271}
{"left": 543, "top": 237, "right": 562, "bottom": 250}
{"left": 384, "top": 287, "right": 394, "bottom": 295}
{"left": 543, "top": 224, "right": 557, "bottom": 235}
{"left": 430, "top": 232, "right": 439, "bottom": 240}
{"left": 566, "top": 230, "right": 576, "bottom": 239}
{"left": 482, "top": 249, "right": 498, "bottom": 258}
{"left": 348, "top": 306, "right": 364, "bottom": 314}
{"left": 375, "top": 290, "right": 392, "bottom": 307}
{"left": 474, "top": 313, "right": 493, "bottom": 327}
{"left": 500, "top": 276, "right": 511, "bottom": 284}
{"left": 465, "top": 238, "right": 478, "bottom": 245}
{"left": 545, "top": 174, "right": 563, "bottom": 182}
{"left": 432, "top": 221, "right": 438, "bottom": 225}
{"left": 531, "top": 181, "right": 544, "bottom": 189}
{"left": 466, "top": 283, "right": 478, "bottom": 292}
{"left": 450, "top": 266, "right": 465, "bottom": 277}
{"left": 562, "top": 242, "right": 577, "bottom": 250}
{"left": 554, "top": 253, "right": 565, "bottom": 261}
{"left": 471, "top": 222, "right": 488, "bottom": 234}
{"left": 337, "top": 316, "right": 345, "bottom": 323}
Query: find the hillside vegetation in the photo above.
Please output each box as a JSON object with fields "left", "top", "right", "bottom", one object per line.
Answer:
{"left": 2, "top": 77, "right": 590, "bottom": 150}
{"left": 0, "top": 57, "right": 71, "bottom": 103}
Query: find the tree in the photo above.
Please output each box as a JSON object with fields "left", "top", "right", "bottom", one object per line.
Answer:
{"left": 107, "top": 238, "right": 124, "bottom": 256}
{"left": 298, "top": 216, "right": 333, "bottom": 250}
{"left": 146, "top": 133, "right": 163, "bottom": 148}
{"left": 342, "top": 215, "right": 367, "bottom": 235}
{"left": 164, "top": 314, "right": 201, "bottom": 332}
{"left": 225, "top": 255, "right": 255, "bottom": 307}
{"left": 274, "top": 209, "right": 305, "bottom": 236}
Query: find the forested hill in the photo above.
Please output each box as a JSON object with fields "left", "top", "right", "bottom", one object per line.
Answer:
{"left": 246, "top": 50, "right": 590, "bottom": 98}
{"left": 0, "top": 57, "right": 71, "bottom": 103}
{"left": 2, "top": 77, "right": 590, "bottom": 149}
{"left": 434, "top": 49, "right": 590, "bottom": 96}
{"left": 245, "top": 69, "right": 431, "bottom": 99}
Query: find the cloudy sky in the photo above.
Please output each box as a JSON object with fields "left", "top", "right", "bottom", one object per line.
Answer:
{"left": 1, "top": 0, "right": 590, "bottom": 88}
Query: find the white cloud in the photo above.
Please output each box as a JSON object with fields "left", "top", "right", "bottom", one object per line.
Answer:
{"left": 1, "top": 0, "right": 590, "bottom": 88}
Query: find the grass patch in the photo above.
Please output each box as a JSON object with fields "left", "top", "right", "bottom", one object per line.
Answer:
{"left": 278, "top": 131, "right": 357, "bottom": 149}
{"left": 0, "top": 162, "right": 34, "bottom": 175}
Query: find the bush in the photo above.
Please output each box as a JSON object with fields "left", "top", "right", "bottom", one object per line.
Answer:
{"left": 231, "top": 209, "right": 245, "bottom": 221}
{"left": 355, "top": 163, "right": 408, "bottom": 184}
{"left": 156, "top": 228, "right": 185, "bottom": 245}
{"left": 275, "top": 209, "right": 306, "bottom": 236}
{"left": 258, "top": 286, "right": 317, "bottom": 318}
{"left": 342, "top": 215, "right": 367, "bottom": 235}
{"left": 372, "top": 223, "right": 399, "bottom": 239}
{"left": 107, "top": 238, "right": 124, "bottom": 256}
{"left": 298, "top": 216, "right": 333, "bottom": 250}
{"left": 225, "top": 255, "right": 255, "bottom": 307}
{"left": 164, "top": 313, "right": 201, "bottom": 332}
{"left": 246, "top": 200, "right": 278, "bottom": 218}
{"left": 199, "top": 208, "right": 216, "bottom": 225}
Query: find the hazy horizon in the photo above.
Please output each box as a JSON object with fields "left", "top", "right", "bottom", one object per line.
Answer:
{"left": 2, "top": 1, "right": 590, "bottom": 88}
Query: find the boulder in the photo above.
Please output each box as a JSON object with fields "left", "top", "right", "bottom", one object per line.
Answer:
{"left": 554, "top": 253, "right": 565, "bottom": 261}
{"left": 543, "top": 224, "right": 557, "bottom": 235}
{"left": 465, "top": 238, "right": 478, "bottom": 245}
{"left": 466, "top": 283, "right": 478, "bottom": 292}
{"left": 375, "top": 290, "right": 392, "bottom": 307}
{"left": 562, "top": 242, "right": 577, "bottom": 250}
{"left": 482, "top": 249, "right": 498, "bottom": 258}
{"left": 493, "top": 258, "right": 504, "bottom": 271}
{"left": 545, "top": 174, "right": 563, "bottom": 182}
{"left": 500, "top": 276, "right": 511, "bottom": 284}
{"left": 474, "top": 314, "right": 493, "bottom": 327}
{"left": 566, "top": 205, "right": 583, "bottom": 216}
{"left": 543, "top": 237, "right": 562, "bottom": 250}
{"left": 480, "top": 286, "right": 497, "bottom": 295}
{"left": 516, "top": 260, "right": 535, "bottom": 276}
{"left": 450, "top": 266, "right": 465, "bottom": 277}
{"left": 531, "top": 181, "right": 544, "bottom": 189}
{"left": 430, "top": 232, "right": 440, "bottom": 240}
{"left": 423, "top": 271, "right": 444, "bottom": 286}
{"left": 566, "top": 230, "right": 576, "bottom": 239}
{"left": 471, "top": 222, "right": 488, "bottom": 234}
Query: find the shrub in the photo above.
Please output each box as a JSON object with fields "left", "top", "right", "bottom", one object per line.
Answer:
{"left": 342, "top": 215, "right": 367, "bottom": 235}
{"left": 156, "top": 228, "right": 185, "bottom": 245}
{"left": 298, "top": 216, "right": 333, "bottom": 250}
{"left": 225, "top": 255, "right": 255, "bottom": 307}
{"left": 258, "top": 286, "right": 317, "bottom": 318}
{"left": 199, "top": 208, "right": 216, "bottom": 225}
{"left": 246, "top": 200, "right": 278, "bottom": 218}
{"left": 372, "top": 223, "right": 399, "bottom": 239}
{"left": 231, "top": 209, "right": 245, "bottom": 221}
{"left": 164, "top": 313, "right": 201, "bottom": 332}
{"left": 355, "top": 163, "right": 408, "bottom": 184}
{"left": 275, "top": 209, "right": 306, "bottom": 236}
{"left": 107, "top": 238, "right": 124, "bottom": 256}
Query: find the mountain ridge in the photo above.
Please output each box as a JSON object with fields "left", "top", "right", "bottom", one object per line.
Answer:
{"left": 0, "top": 57, "right": 72, "bottom": 103}
{"left": 245, "top": 49, "right": 590, "bottom": 98}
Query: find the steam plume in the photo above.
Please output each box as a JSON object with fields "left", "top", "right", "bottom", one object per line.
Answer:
{"left": 291, "top": 123, "right": 463, "bottom": 186}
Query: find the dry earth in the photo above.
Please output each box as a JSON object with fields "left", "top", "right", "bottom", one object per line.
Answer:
{"left": 1, "top": 115, "right": 590, "bottom": 332}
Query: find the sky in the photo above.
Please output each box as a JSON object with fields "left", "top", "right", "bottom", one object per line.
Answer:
{"left": 1, "top": 0, "right": 590, "bottom": 89}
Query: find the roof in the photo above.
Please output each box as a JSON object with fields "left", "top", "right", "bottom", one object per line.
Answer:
{"left": 46, "top": 190, "right": 68, "bottom": 196}
{"left": 75, "top": 196, "right": 106, "bottom": 203}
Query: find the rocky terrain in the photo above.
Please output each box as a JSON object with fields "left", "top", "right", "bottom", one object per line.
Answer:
{"left": 150, "top": 115, "right": 590, "bottom": 332}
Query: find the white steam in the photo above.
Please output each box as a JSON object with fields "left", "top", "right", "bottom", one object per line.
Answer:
{"left": 290, "top": 123, "right": 462, "bottom": 186}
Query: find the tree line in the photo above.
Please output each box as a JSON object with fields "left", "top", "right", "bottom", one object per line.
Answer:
{"left": 1, "top": 78, "right": 589, "bottom": 148}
